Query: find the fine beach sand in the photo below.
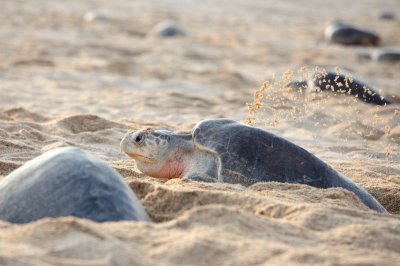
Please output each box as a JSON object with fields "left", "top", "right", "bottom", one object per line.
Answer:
{"left": 1, "top": 0, "right": 400, "bottom": 265}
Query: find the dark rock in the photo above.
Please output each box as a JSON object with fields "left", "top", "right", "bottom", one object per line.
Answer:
{"left": 379, "top": 12, "right": 396, "bottom": 20}
{"left": 150, "top": 20, "right": 186, "bottom": 38}
{"left": 83, "top": 11, "right": 108, "bottom": 22}
{"left": 359, "top": 49, "right": 400, "bottom": 63}
{"left": 373, "top": 49, "right": 400, "bottom": 63}
{"left": 325, "top": 22, "right": 380, "bottom": 46}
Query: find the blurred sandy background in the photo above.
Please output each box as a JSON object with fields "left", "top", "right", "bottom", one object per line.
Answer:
{"left": 0, "top": 0, "right": 399, "bottom": 265}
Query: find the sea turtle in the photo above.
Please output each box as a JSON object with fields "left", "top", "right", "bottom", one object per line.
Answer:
{"left": 287, "top": 69, "right": 392, "bottom": 105}
{"left": 360, "top": 49, "right": 400, "bottom": 63}
{"left": 324, "top": 22, "right": 380, "bottom": 46}
{"left": 150, "top": 20, "right": 186, "bottom": 38}
{"left": 121, "top": 118, "right": 387, "bottom": 213}
{"left": 310, "top": 70, "right": 392, "bottom": 105}
{"left": 0, "top": 147, "right": 150, "bottom": 223}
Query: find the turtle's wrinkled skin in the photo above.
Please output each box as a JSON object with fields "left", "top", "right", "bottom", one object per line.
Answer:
{"left": 0, "top": 147, "right": 150, "bottom": 224}
{"left": 121, "top": 119, "right": 387, "bottom": 213}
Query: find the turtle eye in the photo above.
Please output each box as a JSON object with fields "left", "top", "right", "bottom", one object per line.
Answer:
{"left": 135, "top": 133, "right": 145, "bottom": 144}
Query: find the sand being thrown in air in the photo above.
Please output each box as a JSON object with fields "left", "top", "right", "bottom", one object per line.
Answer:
{"left": 246, "top": 67, "right": 399, "bottom": 158}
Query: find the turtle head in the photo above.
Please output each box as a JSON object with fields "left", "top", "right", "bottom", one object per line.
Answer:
{"left": 120, "top": 128, "right": 173, "bottom": 164}
{"left": 120, "top": 129, "right": 193, "bottom": 178}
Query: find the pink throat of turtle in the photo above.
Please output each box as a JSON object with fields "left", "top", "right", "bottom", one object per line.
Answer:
{"left": 140, "top": 149, "right": 188, "bottom": 179}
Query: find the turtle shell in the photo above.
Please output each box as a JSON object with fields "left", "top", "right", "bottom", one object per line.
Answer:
{"left": 192, "top": 119, "right": 387, "bottom": 212}
{"left": 0, "top": 147, "right": 150, "bottom": 223}
{"left": 311, "top": 70, "right": 392, "bottom": 105}
{"left": 324, "top": 22, "right": 380, "bottom": 46}
{"left": 192, "top": 119, "right": 334, "bottom": 187}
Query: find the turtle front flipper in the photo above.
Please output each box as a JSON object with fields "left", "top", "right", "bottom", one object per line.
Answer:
{"left": 220, "top": 172, "right": 259, "bottom": 186}
{"left": 186, "top": 174, "right": 218, "bottom": 183}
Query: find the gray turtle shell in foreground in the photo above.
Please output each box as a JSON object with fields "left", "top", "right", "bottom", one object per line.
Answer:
{"left": 0, "top": 147, "right": 150, "bottom": 224}
{"left": 193, "top": 119, "right": 386, "bottom": 212}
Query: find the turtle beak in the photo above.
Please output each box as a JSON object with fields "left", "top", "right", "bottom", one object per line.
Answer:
{"left": 120, "top": 134, "right": 129, "bottom": 152}
{"left": 120, "top": 134, "right": 136, "bottom": 155}
{"left": 120, "top": 133, "right": 155, "bottom": 163}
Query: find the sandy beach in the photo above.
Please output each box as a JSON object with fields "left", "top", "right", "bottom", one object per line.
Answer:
{"left": 0, "top": 0, "right": 399, "bottom": 265}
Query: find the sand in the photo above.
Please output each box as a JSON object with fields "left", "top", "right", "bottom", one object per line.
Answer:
{"left": 0, "top": 0, "right": 399, "bottom": 265}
